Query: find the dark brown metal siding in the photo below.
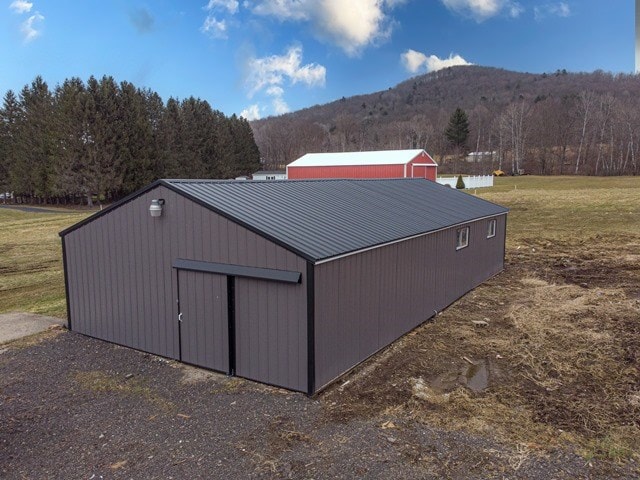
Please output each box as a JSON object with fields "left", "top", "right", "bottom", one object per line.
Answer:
{"left": 64, "top": 185, "right": 308, "bottom": 392}
{"left": 235, "top": 277, "right": 307, "bottom": 389}
{"left": 313, "top": 214, "right": 506, "bottom": 390}
{"left": 178, "top": 270, "right": 229, "bottom": 373}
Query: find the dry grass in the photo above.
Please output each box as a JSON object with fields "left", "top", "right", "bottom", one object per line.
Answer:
{"left": 0, "top": 207, "right": 88, "bottom": 317}
{"left": 73, "top": 370, "right": 175, "bottom": 412}
{"left": 324, "top": 175, "right": 640, "bottom": 464}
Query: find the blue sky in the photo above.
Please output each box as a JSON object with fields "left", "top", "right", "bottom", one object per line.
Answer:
{"left": 0, "top": 1, "right": 633, "bottom": 119}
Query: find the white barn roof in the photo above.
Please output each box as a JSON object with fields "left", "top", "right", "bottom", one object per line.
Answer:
{"left": 288, "top": 149, "right": 432, "bottom": 167}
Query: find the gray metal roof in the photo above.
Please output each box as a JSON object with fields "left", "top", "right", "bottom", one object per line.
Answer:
{"left": 165, "top": 178, "right": 507, "bottom": 263}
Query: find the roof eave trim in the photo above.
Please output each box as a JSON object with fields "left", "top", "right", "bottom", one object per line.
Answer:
{"left": 313, "top": 211, "right": 508, "bottom": 266}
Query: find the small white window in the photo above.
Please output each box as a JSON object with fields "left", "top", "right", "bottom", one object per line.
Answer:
{"left": 487, "top": 219, "right": 497, "bottom": 238}
{"left": 266, "top": 175, "right": 276, "bottom": 180}
{"left": 456, "top": 227, "right": 469, "bottom": 250}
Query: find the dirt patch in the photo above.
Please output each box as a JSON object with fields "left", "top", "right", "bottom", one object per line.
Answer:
{"left": 178, "top": 364, "right": 223, "bottom": 385}
{"left": 236, "top": 416, "right": 315, "bottom": 475}
{"left": 510, "top": 234, "right": 640, "bottom": 296}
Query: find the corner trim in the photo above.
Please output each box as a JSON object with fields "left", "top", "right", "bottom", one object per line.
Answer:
{"left": 306, "top": 261, "right": 315, "bottom": 395}
{"left": 502, "top": 214, "right": 508, "bottom": 264}
{"left": 61, "top": 236, "right": 72, "bottom": 330}
{"left": 176, "top": 269, "right": 183, "bottom": 361}
{"left": 227, "top": 276, "right": 236, "bottom": 376}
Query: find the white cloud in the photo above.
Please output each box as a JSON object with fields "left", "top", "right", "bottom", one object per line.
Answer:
{"left": 440, "top": 0, "right": 523, "bottom": 21}
{"left": 272, "top": 97, "right": 290, "bottom": 114}
{"left": 508, "top": 2, "right": 524, "bottom": 17}
{"left": 534, "top": 2, "right": 570, "bottom": 21}
{"left": 401, "top": 50, "right": 472, "bottom": 74}
{"left": 250, "top": 0, "right": 403, "bottom": 56}
{"left": 312, "top": 1, "right": 392, "bottom": 56}
{"left": 9, "top": 0, "right": 32, "bottom": 13}
{"left": 251, "top": 0, "right": 306, "bottom": 20}
{"left": 384, "top": 0, "right": 409, "bottom": 7}
{"left": 21, "top": 11, "right": 44, "bottom": 42}
{"left": 240, "top": 104, "right": 262, "bottom": 120}
{"left": 205, "top": 0, "right": 239, "bottom": 14}
{"left": 201, "top": 15, "right": 227, "bottom": 38}
{"left": 401, "top": 49, "right": 428, "bottom": 73}
{"left": 266, "top": 86, "right": 284, "bottom": 96}
{"left": 244, "top": 46, "right": 324, "bottom": 117}
{"left": 245, "top": 45, "right": 326, "bottom": 97}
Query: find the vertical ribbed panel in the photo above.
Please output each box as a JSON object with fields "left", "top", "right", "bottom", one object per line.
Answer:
{"left": 235, "top": 269, "right": 307, "bottom": 391}
{"left": 313, "top": 215, "right": 506, "bottom": 390}
{"left": 178, "top": 270, "right": 228, "bottom": 372}
{"left": 287, "top": 164, "right": 405, "bottom": 179}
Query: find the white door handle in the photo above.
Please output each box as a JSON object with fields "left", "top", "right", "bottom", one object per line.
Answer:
{"left": 178, "top": 312, "right": 183, "bottom": 322}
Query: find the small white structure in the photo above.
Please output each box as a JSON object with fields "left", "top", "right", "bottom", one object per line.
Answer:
{"left": 466, "top": 151, "right": 496, "bottom": 163}
{"left": 252, "top": 170, "right": 287, "bottom": 181}
{"left": 437, "top": 175, "right": 494, "bottom": 189}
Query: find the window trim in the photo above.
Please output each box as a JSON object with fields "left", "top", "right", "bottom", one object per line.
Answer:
{"left": 456, "top": 226, "right": 469, "bottom": 250}
{"left": 487, "top": 218, "right": 497, "bottom": 238}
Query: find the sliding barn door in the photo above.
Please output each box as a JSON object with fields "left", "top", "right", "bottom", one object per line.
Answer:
{"left": 177, "top": 270, "right": 229, "bottom": 373}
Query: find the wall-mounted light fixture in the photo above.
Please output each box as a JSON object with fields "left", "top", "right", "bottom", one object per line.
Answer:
{"left": 149, "top": 199, "right": 165, "bottom": 217}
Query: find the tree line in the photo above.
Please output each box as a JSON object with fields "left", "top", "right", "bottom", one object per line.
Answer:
{"left": 0, "top": 76, "right": 260, "bottom": 205}
{"left": 252, "top": 67, "right": 640, "bottom": 176}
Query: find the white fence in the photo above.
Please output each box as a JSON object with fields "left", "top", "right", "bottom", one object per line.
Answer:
{"left": 436, "top": 175, "right": 494, "bottom": 189}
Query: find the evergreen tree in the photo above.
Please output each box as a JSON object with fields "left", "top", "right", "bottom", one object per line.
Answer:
{"left": 229, "top": 115, "right": 260, "bottom": 177}
{"left": 0, "top": 90, "right": 22, "bottom": 198}
{"left": 455, "top": 174, "right": 465, "bottom": 189}
{"left": 54, "top": 77, "right": 89, "bottom": 202}
{"left": 144, "top": 90, "right": 164, "bottom": 180}
{"left": 445, "top": 107, "right": 470, "bottom": 150}
{"left": 118, "top": 81, "right": 154, "bottom": 194}
{"left": 0, "top": 75, "right": 263, "bottom": 203}
{"left": 85, "top": 75, "right": 124, "bottom": 205}
{"left": 17, "top": 77, "right": 57, "bottom": 202}
{"left": 158, "top": 97, "right": 184, "bottom": 178}
{"left": 180, "top": 97, "right": 213, "bottom": 178}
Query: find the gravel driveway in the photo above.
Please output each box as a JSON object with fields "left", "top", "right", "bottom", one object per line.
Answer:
{"left": 0, "top": 330, "right": 636, "bottom": 479}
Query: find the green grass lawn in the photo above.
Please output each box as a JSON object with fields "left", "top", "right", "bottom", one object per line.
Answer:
{"left": 478, "top": 176, "right": 640, "bottom": 243}
{"left": 489, "top": 174, "right": 640, "bottom": 192}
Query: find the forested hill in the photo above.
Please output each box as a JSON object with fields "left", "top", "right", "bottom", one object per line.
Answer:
{"left": 0, "top": 76, "right": 260, "bottom": 205}
{"left": 252, "top": 65, "right": 640, "bottom": 176}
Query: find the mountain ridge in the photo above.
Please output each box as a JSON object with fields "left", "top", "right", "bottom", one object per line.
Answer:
{"left": 250, "top": 65, "right": 640, "bottom": 176}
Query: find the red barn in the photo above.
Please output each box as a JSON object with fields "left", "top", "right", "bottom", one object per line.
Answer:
{"left": 286, "top": 149, "right": 438, "bottom": 180}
